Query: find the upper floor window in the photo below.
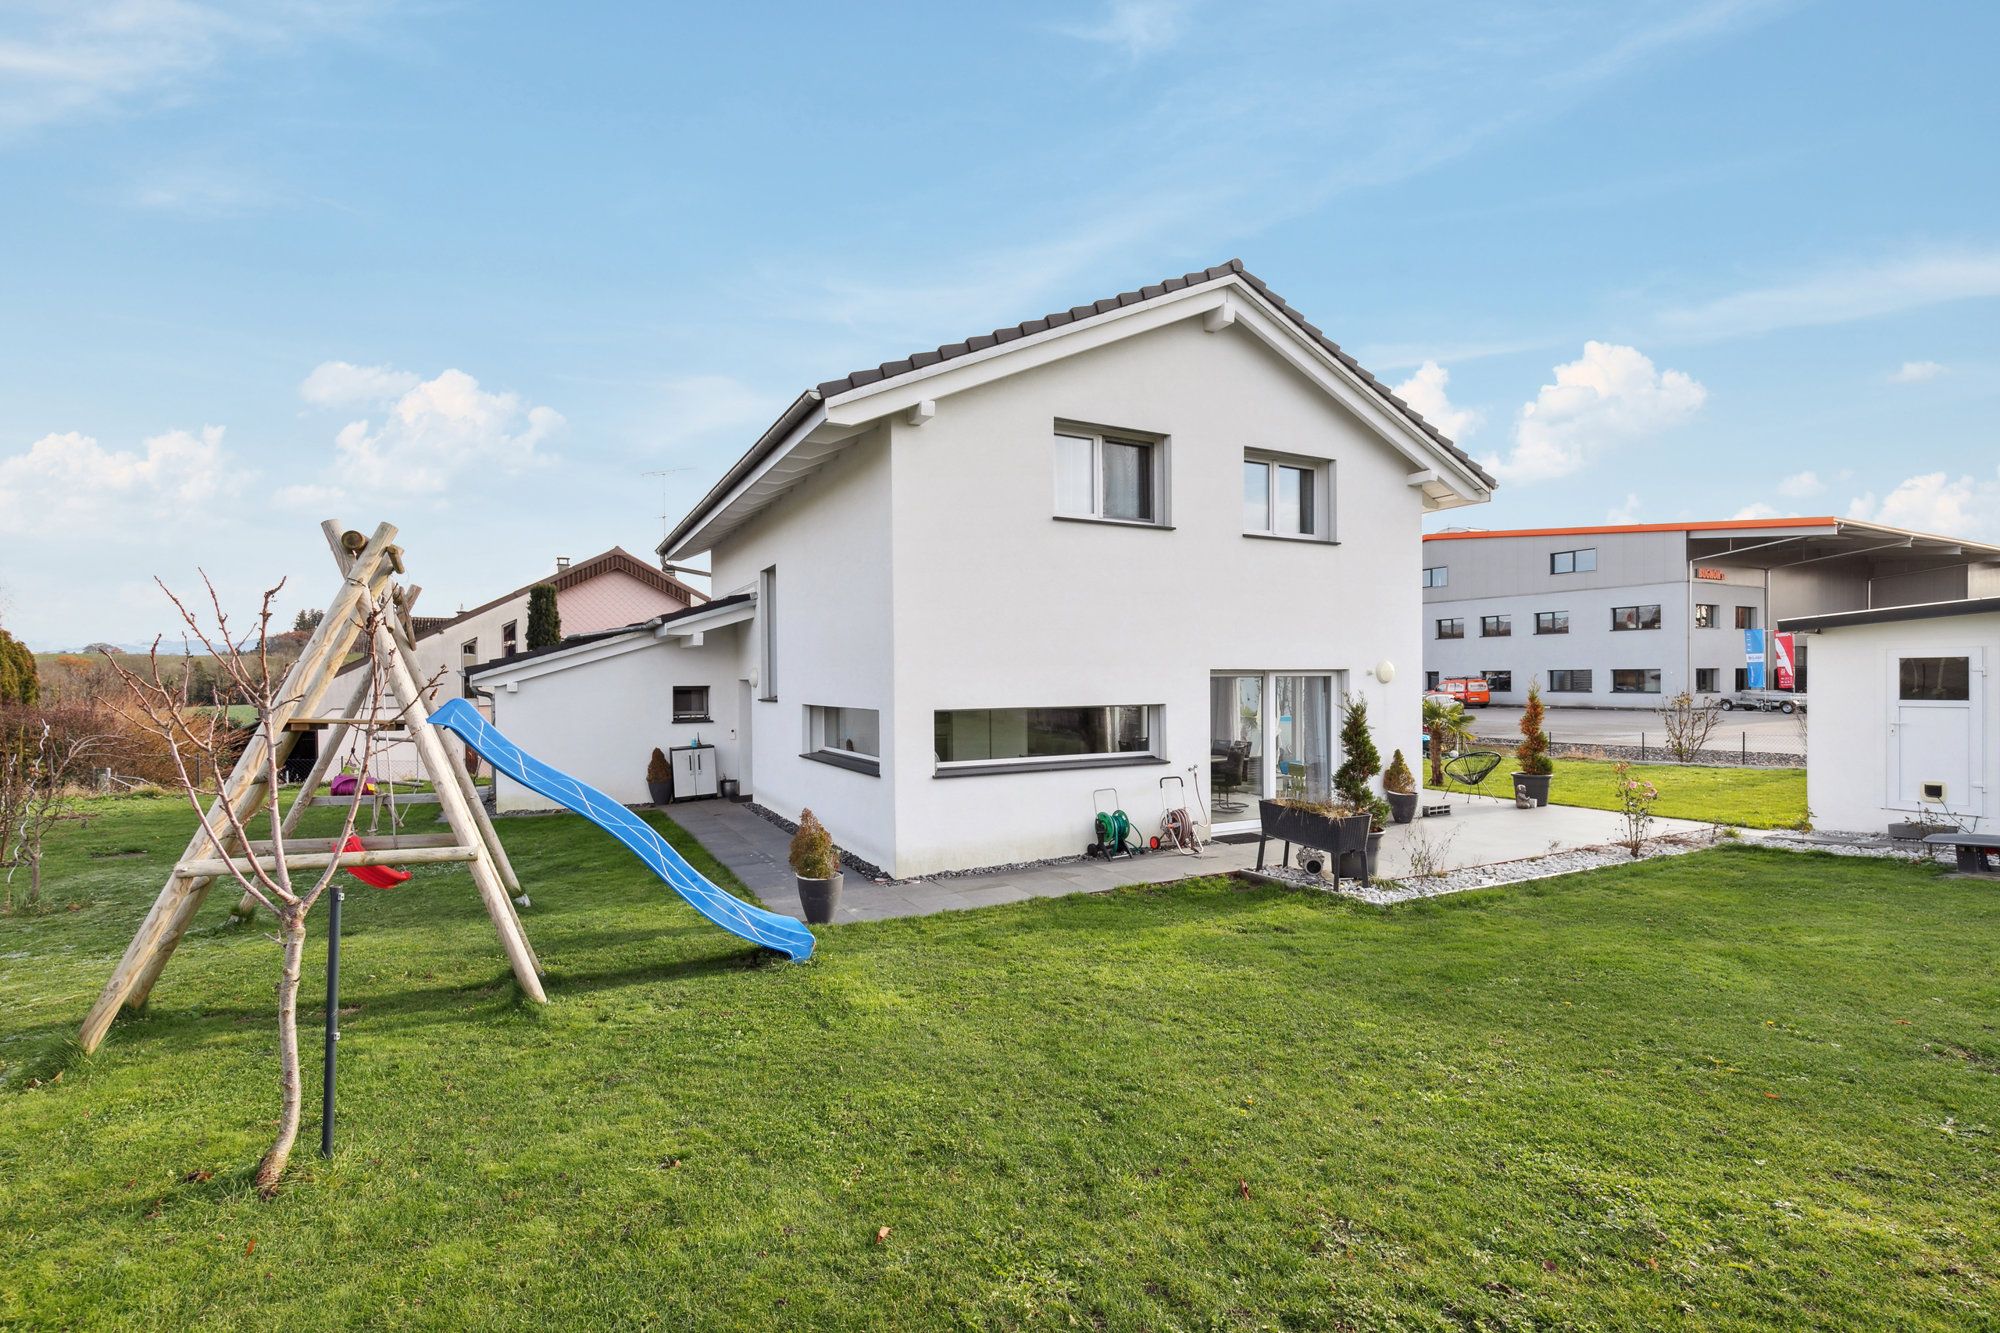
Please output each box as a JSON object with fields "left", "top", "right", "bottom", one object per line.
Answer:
{"left": 1535, "top": 611, "right": 1568, "bottom": 635}
{"left": 1055, "top": 428, "right": 1162, "bottom": 525}
{"left": 1611, "top": 605, "right": 1662, "bottom": 631}
{"left": 1550, "top": 547, "right": 1597, "bottom": 575}
{"left": 1242, "top": 453, "right": 1330, "bottom": 540}
{"left": 1422, "top": 565, "right": 1447, "bottom": 588}
{"left": 1735, "top": 605, "right": 1758, "bottom": 630}
{"left": 1436, "top": 618, "right": 1464, "bottom": 640}
{"left": 1481, "top": 615, "right": 1511, "bottom": 637}
{"left": 501, "top": 621, "right": 519, "bottom": 657}
{"left": 1694, "top": 603, "right": 1717, "bottom": 629}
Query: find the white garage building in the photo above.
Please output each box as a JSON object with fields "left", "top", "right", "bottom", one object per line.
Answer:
{"left": 1779, "top": 598, "right": 1998, "bottom": 835}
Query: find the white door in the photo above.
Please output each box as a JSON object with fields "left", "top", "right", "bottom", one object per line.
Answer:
{"left": 1888, "top": 650, "right": 1982, "bottom": 813}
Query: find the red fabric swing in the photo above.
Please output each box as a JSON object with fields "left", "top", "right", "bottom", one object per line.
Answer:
{"left": 339, "top": 834, "right": 410, "bottom": 889}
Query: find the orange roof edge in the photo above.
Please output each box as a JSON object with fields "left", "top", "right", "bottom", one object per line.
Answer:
{"left": 1423, "top": 516, "right": 1841, "bottom": 542}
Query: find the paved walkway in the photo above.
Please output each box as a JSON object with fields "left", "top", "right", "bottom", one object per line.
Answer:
{"left": 660, "top": 796, "right": 1715, "bottom": 924}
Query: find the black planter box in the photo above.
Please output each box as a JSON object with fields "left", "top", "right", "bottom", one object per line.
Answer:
{"left": 1256, "top": 800, "right": 1372, "bottom": 886}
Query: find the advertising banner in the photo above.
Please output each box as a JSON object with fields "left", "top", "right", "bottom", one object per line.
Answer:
{"left": 1772, "top": 632, "right": 1796, "bottom": 691}
{"left": 1743, "top": 628, "right": 1766, "bottom": 689}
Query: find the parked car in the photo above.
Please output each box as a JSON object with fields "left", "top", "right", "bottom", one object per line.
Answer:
{"left": 1720, "top": 689, "right": 1807, "bottom": 714}
{"left": 1436, "top": 676, "right": 1491, "bottom": 708}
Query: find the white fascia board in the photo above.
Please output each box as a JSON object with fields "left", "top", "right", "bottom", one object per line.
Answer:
{"left": 471, "top": 630, "right": 660, "bottom": 689}
{"left": 662, "top": 401, "right": 831, "bottom": 561}
{"left": 653, "top": 598, "right": 756, "bottom": 639}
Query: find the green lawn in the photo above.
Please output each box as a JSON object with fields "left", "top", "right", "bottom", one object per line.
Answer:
{"left": 1457, "top": 755, "right": 1809, "bottom": 828}
{"left": 4, "top": 798, "right": 1996, "bottom": 1328}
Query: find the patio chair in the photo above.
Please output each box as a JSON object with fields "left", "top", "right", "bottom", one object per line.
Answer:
{"left": 1440, "top": 749, "right": 1503, "bottom": 801}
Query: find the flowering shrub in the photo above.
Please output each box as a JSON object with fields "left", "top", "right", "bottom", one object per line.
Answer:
{"left": 1613, "top": 761, "right": 1658, "bottom": 857}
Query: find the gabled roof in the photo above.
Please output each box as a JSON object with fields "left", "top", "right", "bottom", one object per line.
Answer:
{"left": 661, "top": 259, "right": 1494, "bottom": 558}
{"left": 415, "top": 547, "right": 704, "bottom": 640}
{"left": 466, "top": 593, "right": 754, "bottom": 679}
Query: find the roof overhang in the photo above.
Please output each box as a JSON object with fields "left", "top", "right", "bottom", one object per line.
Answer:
{"left": 1688, "top": 518, "right": 2000, "bottom": 572}
{"left": 1780, "top": 595, "right": 2000, "bottom": 633}
{"left": 661, "top": 272, "right": 1493, "bottom": 560}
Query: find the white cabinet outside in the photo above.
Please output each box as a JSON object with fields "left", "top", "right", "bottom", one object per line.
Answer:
{"left": 670, "top": 745, "right": 719, "bottom": 800}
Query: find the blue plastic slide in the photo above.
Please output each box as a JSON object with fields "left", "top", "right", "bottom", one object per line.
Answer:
{"left": 428, "top": 698, "right": 815, "bottom": 962}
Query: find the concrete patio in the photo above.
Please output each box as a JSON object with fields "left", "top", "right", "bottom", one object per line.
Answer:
{"left": 660, "top": 796, "right": 1717, "bottom": 924}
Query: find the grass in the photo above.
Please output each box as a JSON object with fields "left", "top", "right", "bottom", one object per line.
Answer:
{"left": 4, "top": 798, "right": 1997, "bottom": 1328}
{"left": 1455, "top": 755, "right": 1809, "bottom": 828}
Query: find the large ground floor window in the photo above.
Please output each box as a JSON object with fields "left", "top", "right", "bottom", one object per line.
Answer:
{"left": 806, "top": 705, "right": 881, "bottom": 775}
{"left": 934, "top": 704, "right": 1158, "bottom": 774}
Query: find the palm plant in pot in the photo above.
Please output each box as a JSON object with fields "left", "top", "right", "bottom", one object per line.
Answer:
{"left": 790, "top": 808, "right": 843, "bottom": 924}
{"left": 645, "top": 747, "right": 672, "bottom": 805}
{"left": 1333, "top": 693, "right": 1390, "bottom": 879}
{"left": 1514, "top": 682, "right": 1554, "bottom": 806}
{"left": 1383, "top": 748, "right": 1418, "bottom": 825}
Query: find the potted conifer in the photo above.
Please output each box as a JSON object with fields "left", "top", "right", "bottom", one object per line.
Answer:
{"left": 790, "top": 808, "right": 843, "bottom": 924}
{"left": 1333, "top": 693, "right": 1390, "bottom": 879}
{"left": 1383, "top": 748, "right": 1418, "bottom": 825}
{"left": 646, "top": 747, "right": 673, "bottom": 805}
{"left": 1513, "top": 683, "right": 1554, "bottom": 807}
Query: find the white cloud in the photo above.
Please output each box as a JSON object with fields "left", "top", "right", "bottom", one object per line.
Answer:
{"left": 1730, "top": 501, "right": 1791, "bottom": 520}
{"left": 1657, "top": 248, "right": 2000, "bottom": 342}
{"left": 301, "top": 364, "right": 564, "bottom": 495}
{"left": 300, "top": 360, "right": 422, "bottom": 409}
{"left": 1053, "top": 0, "right": 1196, "bottom": 60}
{"left": 1847, "top": 469, "right": 2000, "bottom": 539}
{"left": 0, "top": 425, "right": 235, "bottom": 535}
{"left": 1485, "top": 342, "right": 1706, "bottom": 483}
{"left": 1777, "top": 470, "right": 1823, "bottom": 498}
{"left": 1890, "top": 360, "right": 1947, "bottom": 384}
{"left": 1390, "top": 361, "right": 1482, "bottom": 443}
{"left": 0, "top": 3, "right": 382, "bottom": 137}
{"left": 1606, "top": 493, "right": 1642, "bottom": 523}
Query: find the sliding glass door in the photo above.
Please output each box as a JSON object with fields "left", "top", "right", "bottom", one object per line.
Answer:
{"left": 1210, "top": 671, "right": 1338, "bottom": 829}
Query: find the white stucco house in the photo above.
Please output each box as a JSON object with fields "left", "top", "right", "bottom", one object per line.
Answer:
{"left": 471, "top": 260, "right": 1496, "bottom": 876}
{"left": 1779, "top": 597, "right": 1998, "bottom": 835}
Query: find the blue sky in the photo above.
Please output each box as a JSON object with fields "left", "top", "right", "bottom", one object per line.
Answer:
{"left": 2, "top": 0, "right": 1996, "bottom": 647}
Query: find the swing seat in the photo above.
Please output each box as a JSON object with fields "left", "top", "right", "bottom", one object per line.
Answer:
{"left": 329, "top": 773, "right": 378, "bottom": 797}
{"left": 339, "top": 835, "right": 411, "bottom": 889}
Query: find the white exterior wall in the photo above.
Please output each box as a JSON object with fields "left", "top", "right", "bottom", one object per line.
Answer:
{"left": 484, "top": 629, "right": 748, "bottom": 812}
{"left": 1800, "top": 612, "right": 2000, "bottom": 834}
{"left": 881, "top": 317, "right": 1425, "bottom": 876}
{"left": 1422, "top": 532, "right": 1766, "bottom": 707}
{"left": 709, "top": 428, "right": 899, "bottom": 874}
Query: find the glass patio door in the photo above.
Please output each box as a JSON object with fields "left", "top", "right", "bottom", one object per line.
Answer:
{"left": 1208, "top": 675, "right": 1265, "bottom": 822}
{"left": 1210, "top": 672, "right": 1337, "bottom": 829}
{"left": 1274, "top": 675, "right": 1333, "bottom": 802}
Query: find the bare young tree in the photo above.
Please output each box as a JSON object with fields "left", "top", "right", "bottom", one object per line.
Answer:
{"left": 0, "top": 703, "right": 119, "bottom": 912}
{"left": 1656, "top": 690, "right": 1723, "bottom": 764}
{"left": 106, "top": 575, "right": 405, "bottom": 1197}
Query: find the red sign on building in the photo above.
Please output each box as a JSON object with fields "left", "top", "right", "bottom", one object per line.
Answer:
{"left": 1772, "top": 632, "right": 1797, "bottom": 691}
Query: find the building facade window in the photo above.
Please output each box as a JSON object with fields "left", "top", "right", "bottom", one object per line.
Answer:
{"left": 1535, "top": 611, "right": 1568, "bottom": 635}
{"left": 1695, "top": 667, "right": 1719, "bottom": 693}
{"left": 1548, "top": 669, "right": 1592, "bottom": 693}
{"left": 806, "top": 705, "right": 882, "bottom": 774}
{"left": 1550, "top": 548, "right": 1597, "bottom": 574}
{"left": 1899, "top": 657, "right": 1970, "bottom": 701}
{"left": 1422, "top": 565, "right": 1447, "bottom": 588}
{"left": 1242, "top": 453, "right": 1329, "bottom": 539}
{"left": 1484, "top": 670, "right": 1513, "bottom": 692}
{"left": 501, "top": 621, "right": 518, "bottom": 656}
{"left": 1694, "top": 603, "right": 1717, "bottom": 629}
{"left": 672, "top": 685, "right": 711, "bottom": 722}
{"left": 1056, "top": 428, "right": 1164, "bottom": 525}
{"left": 1734, "top": 605, "right": 1758, "bottom": 630}
{"left": 1734, "top": 667, "right": 1748, "bottom": 691}
{"left": 1481, "top": 614, "right": 1511, "bottom": 637}
{"left": 1425, "top": 671, "right": 1440, "bottom": 691}
{"left": 1611, "top": 668, "right": 1662, "bottom": 694}
{"left": 758, "top": 566, "right": 777, "bottom": 700}
{"left": 1610, "top": 604, "right": 1662, "bottom": 631}
{"left": 460, "top": 639, "right": 479, "bottom": 697}
{"left": 1436, "top": 618, "right": 1464, "bottom": 640}
{"left": 934, "top": 704, "right": 1159, "bottom": 773}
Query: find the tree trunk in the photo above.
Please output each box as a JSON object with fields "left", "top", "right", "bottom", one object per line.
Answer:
{"left": 1427, "top": 727, "right": 1445, "bottom": 785}
{"left": 255, "top": 909, "right": 308, "bottom": 1198}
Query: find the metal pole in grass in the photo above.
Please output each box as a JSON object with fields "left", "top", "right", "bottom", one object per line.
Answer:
{"left": 320, "top": 885, "right": 343, "bottom": 1159}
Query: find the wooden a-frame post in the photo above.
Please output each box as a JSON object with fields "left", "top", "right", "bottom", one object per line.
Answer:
{"left": 77, "top": 521, "right": 546, "bottom": 1056}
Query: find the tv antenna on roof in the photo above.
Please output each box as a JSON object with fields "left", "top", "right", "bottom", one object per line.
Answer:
{"left": 642, "top": 468, "right": 694, "bottom": 541}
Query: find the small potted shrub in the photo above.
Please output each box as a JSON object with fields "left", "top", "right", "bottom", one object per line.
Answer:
{"left": 645, "top": 747, "right": 673, "bottom": 805}
{"left": 790, "top": 808, "right": 843, "bottom": 924}
{"left": 1383, "top": 748, "right": 1417, "bottom": 825}
{"left": 1333, "top": 693, "right": 1388, "bottom": 878}
{"left": 1513, "top": 683, "right": 1553, "bottom": 807}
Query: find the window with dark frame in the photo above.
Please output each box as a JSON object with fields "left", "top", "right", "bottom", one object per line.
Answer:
{"left": 1483, "top": 670, "right": 1513, "bottom": 692}
{"left": 501, "top": 621, "right": 518, "bottom": 656}
{"left": 1734, "top": 605, "right": 1758, "bottom": 630}
{"left": 1535, "top": 611, "right": 1568, "bottom": 635}
{"left": 1735, "top": 667, "right": 1749, "bottom": 691}
{"left": 1899, "top": 657, "right": 1970, "bottom": 701}
{"left": 672, "top": 685, "right": 711, "bottom": 722}
{"left": 1611, "top": 668, "right": 1662, "bottom": 694}
{"left": 1056, "top": 428, "right": 1163, "bottom": 525}
{"left": 1547, "top": 669, "right": 1592, "bottom": 693}
{"left": 1481, "top": 614, "right": 1511, "bottom": 637}
{"left": 1425, "top": 671, "right": 1440, "bottom": 690}
{"left": 1611, "top": 604, "right": 1662, "bottom": 631}
{"left": 1695, "top": 667, "right": 1719, "bottom": 693}
{"left": 1550, "top": 548, "right": 1597, "bottom": 574}
{"left": 807, "top": 705, "right": 882, "bottom": 773}
{"left": 1436, "top": 618, "right": 1464, "bottom": 640}
{"left": 1694, "top": 603, "right": 1717, "bottom": 629}
{"left": 933, "top": 704, "right": 1157, "bottom": 770}
{"left": 1422, "top": 565, "right": 1447, "bottom": 588}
